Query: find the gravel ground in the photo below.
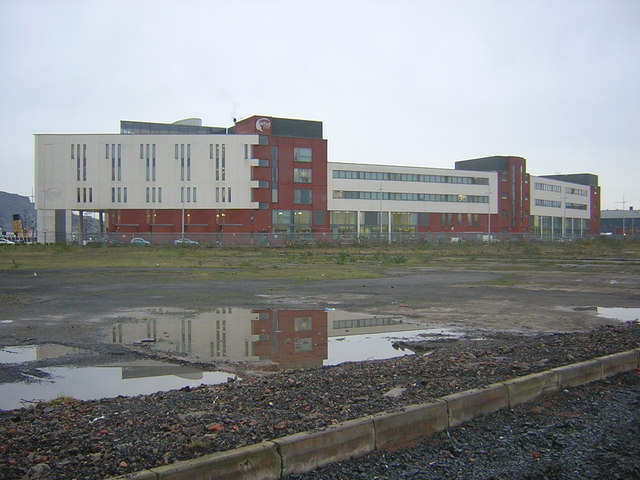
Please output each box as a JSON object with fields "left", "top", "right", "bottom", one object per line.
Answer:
{"left": 292, "top": 371, "right": 640, "bottom": 480}
{"left": 1, "top": 322, "right": 639, "bottom": 480}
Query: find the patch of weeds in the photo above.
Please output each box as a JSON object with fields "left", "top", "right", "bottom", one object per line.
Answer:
{"left": 336, "top": 251, "right": 350, "bottom": 264}
{"left": 386, "top": 254, "right": 408, "bottom": 264}
{"left": 189, "top": 439, "right": 206, "bottom": 451}
{"left": 47, "top": 395, "right": 77, "bottom": 406}
{"left": 12, "top": 259, "right": 20, "bottom": 269}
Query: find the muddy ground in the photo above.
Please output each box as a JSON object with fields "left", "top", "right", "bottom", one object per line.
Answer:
{"left": 1, "top": 261, "right": 639, "bottom": 359}
{"left": 0, "top": 260, "right": 639, "bottom": 479}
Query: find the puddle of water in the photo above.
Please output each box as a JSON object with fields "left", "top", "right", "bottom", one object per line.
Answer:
{"left": 0, "top": 308, "right": 462, "bottom": 409}
{"left": 0, "top": 359, "right": 234, "bottom": 411}
{"left": 325, "top": 328, "right": 461, "bottom": 366}
{"left": 0, "top": 344, "right": 85, "bottom": 364}
{"left": 108, "top": 307, "right": 457, "bottom": 369}
{"left": 595, "top": 307, "right": 640, "bottom": 322}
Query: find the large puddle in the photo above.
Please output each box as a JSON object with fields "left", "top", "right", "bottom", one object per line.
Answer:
{"left": 2, "top": 306, "right": 637, "bottom": 410}
{"left": 0, "top": 343, "right": 234, "bottom": 410}
{"left": 107, "top": 307, "right": 459, "bottom": 369}
{"left": 0, "top": 308, "right": 460, "bottom": 410}
{"left": 0, "top": 362, "right": 232, "bottom": 411}
{"left": 595, "top": 307, "right": 640, "bottom": 322}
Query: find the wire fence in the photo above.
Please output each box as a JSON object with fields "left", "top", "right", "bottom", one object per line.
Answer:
{"left": 54, "top": 231, "right": 621, "bottom": 247}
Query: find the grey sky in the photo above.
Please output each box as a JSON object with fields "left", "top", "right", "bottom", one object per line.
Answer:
{"left": 1, "top": 0, "right": 638, "bottom": 210}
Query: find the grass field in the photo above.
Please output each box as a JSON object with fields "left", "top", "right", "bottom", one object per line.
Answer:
{"left": 2, "top": 238, "right": 639, "bottom": 282}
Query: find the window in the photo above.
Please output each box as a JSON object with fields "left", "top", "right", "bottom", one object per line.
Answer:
{"left": 501, "top": 209, "right": 508, "bottom": 217}
{"left": 176, "top": 144, "right": 191, "bottom": 181}
{"left": 221, "top": 144, "right": 226, "bottom": 181}
{"left": 294, "top": 189, "right": 312, "bottom": 204}
{"left": 294, "top": 317, "right": 312, "bottom": 332}
{"left": 501, "top": 192, "right": 508, "bottom": 200}
{"left": 294, "top": 168, "right": 312, "bottom": 183}
{"left": 294, "top": 147, "right": 312, "bottom": 162}
{"left": 215, "top": 144, "right": 220, "bottom": 180}
{"left": 294, "top": 338, "right": 312, "bottom": 353}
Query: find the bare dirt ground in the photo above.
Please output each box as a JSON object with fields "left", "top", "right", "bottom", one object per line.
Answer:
{"left": 0, "top": 259, "right": 639, "bottom": 479}
{"left": 1, "top": 260, "right": 639, "bottom": 354}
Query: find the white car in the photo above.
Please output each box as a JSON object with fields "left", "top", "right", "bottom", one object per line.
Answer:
{"left": 173, "top": 237, "right": 199, "bottom": 246}
{"left": 0, "top": 238, "right": 16, "bottom": 245}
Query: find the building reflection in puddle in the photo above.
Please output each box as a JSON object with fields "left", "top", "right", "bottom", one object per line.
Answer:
{"left": 109, "top": 308, "right": 443, "bottom": 369}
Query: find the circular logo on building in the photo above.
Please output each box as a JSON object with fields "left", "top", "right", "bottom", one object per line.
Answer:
{"left": 256, "top": 118, "right": 271, "bottom": 133}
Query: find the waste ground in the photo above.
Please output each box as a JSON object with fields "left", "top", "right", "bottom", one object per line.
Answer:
{"left": 0, "top": 259, "right": 639, "bottom": 479}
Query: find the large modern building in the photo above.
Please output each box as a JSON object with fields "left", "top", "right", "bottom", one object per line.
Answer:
{"left": 34, "top": 115, "right": 600, "bottom": 244}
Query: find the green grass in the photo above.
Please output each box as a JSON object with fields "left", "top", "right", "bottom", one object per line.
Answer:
{"left": 1, "top": 240, "right": 639, "bottom": 282}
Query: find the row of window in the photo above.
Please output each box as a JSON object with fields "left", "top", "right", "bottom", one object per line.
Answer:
{"left": 534, "top": 182, "right": 588, "bottom": 197}
{"left": 534, "top": 199, "right": 588, "bottom": 210}
{"left": 74, "top": 186, "right": 234, "bottom": 204}
{"left": 333, "top": 170, "right": 489, "bottom": 185}
{"left": 333, "top": 191, "right": 489, "bottom": 203}
{"left": 566, "top": 187, "right": 588, "bottom": 196}
{"left": 535, "top": 199, "right": 561, "bottom": 208}
{"left": 534, "top": 182, "right": 562, "bottom": 193}
{"left": 330, "top": 211, "right": 481, "bottom": 230}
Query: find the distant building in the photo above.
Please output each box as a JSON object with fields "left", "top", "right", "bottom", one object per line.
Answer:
{"left": 601, "top": 208, "right": 640, "bottom": 237}
{"left": 34, "top": 116, "right": 600, "bottom": 244}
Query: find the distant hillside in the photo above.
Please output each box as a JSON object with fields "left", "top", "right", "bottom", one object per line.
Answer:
{"left": 0, "top": 191, "right": 101, "bottom": 238}
{"left": 0, "top": 191, "right": 35, "bottom": 233}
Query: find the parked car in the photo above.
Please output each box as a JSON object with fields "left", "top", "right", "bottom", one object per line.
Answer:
{"left": 0, "top": 238, "right": 16, "bottom": 245}
{"left": 173, "top": 237, "right": 199, "bottom": 246}
{"left": 130, "top": 237, "right": 151, "bottom": 246}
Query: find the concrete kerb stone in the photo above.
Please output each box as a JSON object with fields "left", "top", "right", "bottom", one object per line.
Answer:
{"left": 105, "top": 349, "right": 640, "bottom": 480}
{"left": 440, "top": 383, "right": 509, "bottom": 428}
{"left": 599, "top": 350, "right": 639, "bottom": 378}
{"left": 503, "top": 370, "right": 559, "bottom": 408}
{"left": 151, "top": 441, "right": 280, "bottom": 480}
{"left": 552, "top": 358, "right": 602, "bottom": 389}
{"left": 273, "top": 417, "right": 375, "bottom": 477}
{"left": 109, "top": 469, "right": 158, "bottom": 480}
{"left": 372, "top": 400, "right": 448, "bottom": 451}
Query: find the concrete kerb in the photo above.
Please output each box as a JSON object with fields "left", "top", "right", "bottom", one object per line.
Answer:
{"left": 273, "top": 416, "right": 375, "bottom": 477}
{"left": 441, "top": 383, "right": 509, "bottom": 428}
{"left": 504, "top": 370, "right": 560, "bottom": 407}
{"left": 372, "top": 400, "right": 448, "bottom": 451}
{"left": 107, "top": 349, "right": 640, "bottom": 480}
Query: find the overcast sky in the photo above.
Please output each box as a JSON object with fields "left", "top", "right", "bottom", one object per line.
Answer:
{"left": 1, "top": 0, "right": 638, "bottom": 210}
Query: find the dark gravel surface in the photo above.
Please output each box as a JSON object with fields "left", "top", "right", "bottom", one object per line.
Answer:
{"left": 292, "top": 371, "right": 640, "bottom": 480}
{"left": 0, "top": 323, "right": 639, "bottom": 480}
